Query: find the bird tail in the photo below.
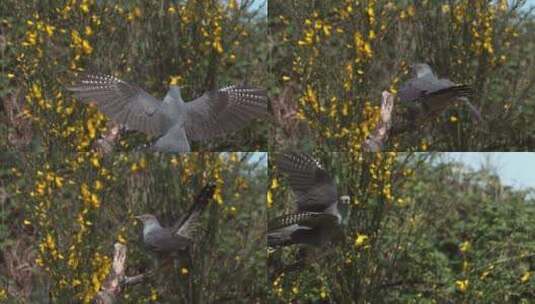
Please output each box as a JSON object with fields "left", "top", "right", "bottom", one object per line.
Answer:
{"left": 173, "top": 183, "right": 216, "bottom": 238}
{"left": 191, "top": 182, "right": 216, "bottom": 214}
{"left": 418, "top": 85, "right": 473, "bottom": 117}
{"left": 428, "top": 84, "right": 473, "bottom": 99}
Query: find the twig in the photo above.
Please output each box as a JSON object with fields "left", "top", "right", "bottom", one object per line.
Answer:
{"left": 363, "top": 91, "right": 394, "bottom": 152}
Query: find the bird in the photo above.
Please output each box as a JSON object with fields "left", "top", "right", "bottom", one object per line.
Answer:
{"left": 267, "top": 152, "right": 348, "bottom": 248}
{"left": 135, "top": 183, "right": 216, "bottom": 255}
{"left": 398, "top": 63, "right": 481, "bottom": 122}
{"left": 66, "top": 74, "right": 269, "bottom": 152}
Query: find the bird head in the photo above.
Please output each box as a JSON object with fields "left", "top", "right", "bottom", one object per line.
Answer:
{"left": 339, "top": 195, "right": 351, "bottom": 205}
{"left": 337, "top": 195, "right": 353, "bottom": 226}
{"left": 411, "top": 63, "right": 434, "bottom": 78}
{"left": 134, "top": 214, "right": 160, "bottom": 227}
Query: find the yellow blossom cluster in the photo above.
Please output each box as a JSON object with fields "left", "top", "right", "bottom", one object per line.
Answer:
{"left": 368, "top": 152, "right": 396, "bottom": 203}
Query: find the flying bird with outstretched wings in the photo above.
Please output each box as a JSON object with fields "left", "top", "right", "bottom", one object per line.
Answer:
{"left": 67, "top": 74, "right": 268, "bottom": 152}
{"left": 268, "top": 153, "right": 348, "bottom": 248}
{"left": 398, "top": 63, "right": 481, "bottom": 122}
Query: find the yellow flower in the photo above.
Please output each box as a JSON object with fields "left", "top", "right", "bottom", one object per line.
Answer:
{"left": 267, "top": 190, "right": 272, "bottom": 208}
{"left": 91, "top": 156, "right": 101, "bottom": 168}
{"left": 84, "top": 26, "right": 93, "bottom": 36}
{"left": 54, "top": 176, "right": 64, "bottom": 188}
{"left": 44, "top": 24, "right": 55, "bottom": 37}
{"left": 455, "top": 279, "right": 469, "bottom": 293}
{"left": 181, "top": 267, "right": 189, "bottom": 275}
{"left": 81, "top": 40, "right": 93, "bottom": 55}
{"left": 420, "top": 140, "right": 428, "bottom": 151}
{"left": 169, "top": 75, "right": 183, "bottom": 85}
{"left": 94, "top": 180, "right": 103, "bottom": 190}
{"left": 270, "top": 178, "right": 279, "bottom": 189}
{"left": 213, "top": 188, "right": 223, "bottom": 205}
{"left": 91, "top": 193, "right": 100, "bottom": 208}
{"left": 151, "top": 288, "right": 158, "bottom": 300}
{"left": 459, "top": 241, "right": 471, "bottom": 253}
{"left": 520, "top": 271, "right": 531, "bottom": 283}
{"left": 354, "top": 233, "right": 368, "bottom": 247}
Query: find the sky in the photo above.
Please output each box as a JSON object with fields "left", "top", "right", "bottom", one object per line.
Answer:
{"left": 446, "top": 153, "right": 535, "bottom": 190}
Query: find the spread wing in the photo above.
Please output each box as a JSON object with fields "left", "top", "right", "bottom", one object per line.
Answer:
{"left": 398, "top": 74, "right": 448, "bottom": 102}
{"left": 174, "top": 183, "right": 216, "bottom": 240}
{"left": 276, "top": 152, "right": 338, "bottom": 212}
{"left": 183, "top": 86, "right": 268, "bottom": 141}
{"left": 66, "top": 74, "right": 173, "bottom": 137}
{"left": 399, "top": 75, "right": 472, "bottom": 103}
{"left": 268, "top": 212, "right": 339, "bottom": 231}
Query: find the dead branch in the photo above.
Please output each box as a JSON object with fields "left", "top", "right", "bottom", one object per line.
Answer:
{"left": 94, "top": 243, "right": 127, "bottom": 303}
{"left": 93, "top": 243, "right": 151, "bottom": 303}
{"left": 363, "top": 91, "right": 394, "bottom": 152}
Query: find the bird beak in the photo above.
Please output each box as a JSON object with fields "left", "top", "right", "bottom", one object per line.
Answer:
{"left": 134, "top": 215, "right": 142, "bottom": 221}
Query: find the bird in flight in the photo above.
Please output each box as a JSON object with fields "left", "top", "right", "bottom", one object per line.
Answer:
{"left": 398, "top": 63, "right": 481, "bottom": 123}
{"left": 67, "top": 74, "right": 268, "bottom": 152}
{"left": 267, "top": 152, "right": 347, "bottom": 248}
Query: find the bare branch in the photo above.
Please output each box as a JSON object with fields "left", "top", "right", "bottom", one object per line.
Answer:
{"left": 94, "top": 243, "right": 127, "bottom": 303}
{"left": 363, "top": 91, "right": 394, "bottom": 152}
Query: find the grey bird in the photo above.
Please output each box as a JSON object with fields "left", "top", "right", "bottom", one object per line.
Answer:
{"left": 267, "top": 153, "right": 348, "bottom": 248}
{"left": 66, "top": 74, "right": 268, "bottom": 152}
{"left": 135, "top": 183, "right": 216, "bottom": 255}
{"left": 398, "top": 63, "right": 480, "bottom": 122}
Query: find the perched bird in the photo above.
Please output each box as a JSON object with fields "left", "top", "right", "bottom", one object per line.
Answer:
{"left": 398, "top": 63, "right": 480, "bottom": 122}
{"left": 66, "top": 74, "right": 268, "bottom": 152}
{"left": 135, "top": 183, "right": 216, "bottom": 255}
{"left": 267, "top": 152, "right": 348, "bottom": 248}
